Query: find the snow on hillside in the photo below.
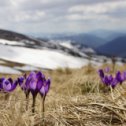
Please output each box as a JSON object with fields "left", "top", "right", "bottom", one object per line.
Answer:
{"left": 0, "top": 39, "right": 25, "bottom": 46}
{"left": 0, "top": 65, "right": 21, "bottom": 74}
{"left": 14, "top": 65, "right": 39, "bottom": 71}
{"left": 59, "top": 42, "right": 73, "bottom": 49}
{"left": 50, "top": 40, "right": 95, "bottom": 55}
{"left": 0, "top": 37, "right": 124, "bottom": 71}
{"left": 0, "top": 38, "right": 122, "bottom": 70}
{"left": 0, "top": 44, "right": 92, "bottom": 69}
{"left": 0, "top": 29, "right": 124, "bottom": 72}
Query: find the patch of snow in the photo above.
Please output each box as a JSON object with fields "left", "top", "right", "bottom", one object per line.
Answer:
{"left": 0, "top": 39, "right": 25, "bottom": 46}
{"left": 15, "top": 65, "right": 39, "bottom": 71}
{"left": 0, "top": 65, "right": 21, "bottom": 74}
{"left": 21, "top": 39, "right": 35, "bottom": 44}
{"left": 83, "top": 48, "right": 95, "bottom": 54}
{"left": 59, "top": 42, "right": 73, "bottom": 49}
{"left": 0, "top": 44, "right": 91, "bottom": 69}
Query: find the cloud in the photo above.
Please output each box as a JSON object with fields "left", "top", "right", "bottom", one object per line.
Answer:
{"left": 0, "top": 0, "right": 125, "bottom": 34}
{"left": 68, "top": 1, "right": 126, "bottom": 18}
{"left": 66, "top": 0, "right": 126, "bottom": 32}
{"left": 14, "top": 10, "right": 45, "bottom": 22}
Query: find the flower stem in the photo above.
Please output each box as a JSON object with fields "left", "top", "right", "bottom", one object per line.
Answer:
{"left": 112, "top": 56, "right": 116, "bottom": 73}
{"left": 32, "top": 95, "right": 36, "bottom": 113}
{"left": 4, "top": 93, "right": 9, "bottom": 100}
{"left": 41, "top": 96, "right": 45, "bottom": 126}
{"left": 110, "top": 86, "right": 114, "bottom": 100}
{"left": 26, "top": 93, "right": 29, "bottom": 111}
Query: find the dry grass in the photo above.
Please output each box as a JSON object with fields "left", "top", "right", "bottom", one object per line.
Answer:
{"left": 1, "top": 64, "right": 126, "bottom": 125}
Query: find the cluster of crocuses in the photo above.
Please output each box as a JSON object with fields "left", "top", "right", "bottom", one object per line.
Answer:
{"left": 0, "top": 71, "right": 51, "bottom": 113}
{"left": 98, "top": 67, "right": 126, "bottom": 88}
{"left": 0, "top": 71, "right": 51, "bottom": 125}
{"left": 18, "top": 71, "right": 51, "bottom": 113}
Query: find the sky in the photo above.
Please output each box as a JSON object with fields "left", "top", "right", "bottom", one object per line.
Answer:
{"left": 0, "top": 0, "right": 126, "bottom": 35}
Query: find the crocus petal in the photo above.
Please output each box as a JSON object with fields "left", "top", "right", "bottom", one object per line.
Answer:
{"left": 111, "top": 78, "right": 118, "bottom": 88}
{"left": 3, "top": 79, "right": 12, "bottom": 91}
{"left": 39, "top": 78, "right": 51, "bottom": 96}
{"left": 108, "top": 75, "right": 113, "bottom": 83}
{"left": 18, "top": 76, "right": 24, "bottom": 85}
{"left": 40, "top": 86, "right": 46, "bottom": 96}
{"left": 36, "top": 71, "right": 42, "bottom": 79}
{"left": 0, "top": 83, "right": 3, "bottom": 90}
{"left": 25, "top": 72, "right": 36, "bottom": 88}
{"left": 45, "top": 78, "right": 51, "bottom": 94}
{"left": 122, "top": 71, "right": 126, "bottom": 81}
{"left": 8, "top": 80, "right": 18, "bottom": 91}
{"left": 102, "top": 75, "right": 110, "bottom": 85}
{"left": 37, "top": 79, "right": 43, "bottom": 91}
{"left": 8, "top": 78, "right": 13, "bottom": 84}
{"left": 98, "top": 69, "right": 104, "bottom": 78}
{"left": 44, "top": 85, "right": 48, "bottom": 94}
{"left": 116, "top": 71, "right": 123, "bottom": 84}
{"left": 29, "top": 80, "right": 37, "bottom": 90}
{"left": 0, "top": 77, "right": 5, "bottom": 83}
{"left": 0, "top": 77, "right": 5, "bottom": 90}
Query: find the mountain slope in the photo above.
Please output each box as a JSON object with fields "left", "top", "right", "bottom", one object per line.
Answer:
{"left": 90, "top": 29, "right": 126, "bottom": 42}
{"left": 51, "top": 33, "right": 106, "bottom": 48}
{"left": 0, "top": 29, "right": 104, "bottom": 69}
{"left": 1, "top": 29, "right": 99, "bottom": 57}
{"left": 97, "top": 36, "right": 126, "bottom": 57}
{"left": 0, "top": 44, "right": 90, "bottom": 69}
{"left": 1, "top": 29, "right": 122, "bottom": 69}
{"left": 0, "top": 29, "right": 33, "bottom": 41}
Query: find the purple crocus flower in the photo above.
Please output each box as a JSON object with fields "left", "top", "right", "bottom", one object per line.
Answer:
{"left": 28, "top": 71, "right": 44, "bottom": 97}
{"left": 18, "top": 71, "right": 51, "bottom": 113}
{"left": 39, "top": 77, "right": 51, "bottom": 97}
{"left": 26, "top": 71, "right": 50, "bottom": 113}
{"left": 111, "top": 78, "right": 118, "bottom": 88}
{"left": 18, "top": 74, "right": 30, "bottom": 96}
{"left": 102, "top": 75, "right": 110, "bottom": 86}
{"left": 2, "top": 78, "right": 18, "bottom": 92}
{"left": 122, "top": 71, "right": 126, "bottom": 81}
{"left": 39, "top": 76, "right": 51, "bottom": 125}
{"left": 18, "top": 71, "right": 48, "bottom": 97}
{"left": 18, "top": 76, "right": 25, "bottom": 89}
{"left": 98, "top": 69, "right": 104, "bottom": 78}
{"left": 116, "top": 71, "right": 124, "bottom": 84}
{"left": 98, "top": 67, "right": 120, "bottom": 88}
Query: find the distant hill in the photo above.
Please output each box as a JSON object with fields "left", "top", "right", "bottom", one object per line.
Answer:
{"left": 51, "top": 33, "right": 106, "bottom": 49}
{"left": 0, "top": 29, "right": 106, "bottom": 69}
{"left": 0, "top": 29, "right": 125, "bottom": 69}
{"left": 0, "top": 29, "right": 37, "bottom": 41}
{"left": 89, "top": 29, "right": 126, "bottom": 42}
{"left": 0, "top": 29, "right": 96, "bottom": 58}
{"left": 97, "top": 36, "right": 126, "bottom": 57}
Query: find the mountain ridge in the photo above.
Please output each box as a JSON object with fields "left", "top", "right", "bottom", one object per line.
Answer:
{"left": 97, "top": 35, "right": 126, "bottom": 57}
{"left": 0, "top": 29, "right": 96, "bottom": 58}
{"left": 50, "top": 33, "right": 106, "bottom": 49}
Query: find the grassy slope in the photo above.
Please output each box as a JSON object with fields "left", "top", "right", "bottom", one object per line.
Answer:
{"left": 0, "top": 65, "right": 126, "bottom": 126}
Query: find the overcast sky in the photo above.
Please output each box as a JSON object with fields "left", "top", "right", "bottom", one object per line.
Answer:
{"left": 0, "top": 0, "right": 126, "bottom": 35}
